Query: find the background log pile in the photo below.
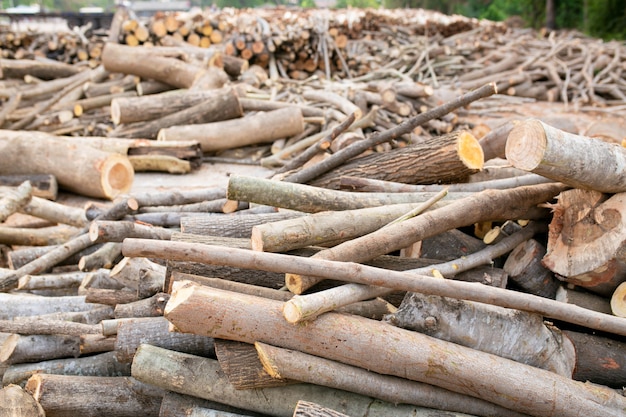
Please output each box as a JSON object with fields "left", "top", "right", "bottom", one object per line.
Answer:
{"left": 1, "top": 6, "right": 626, "bottom": 417}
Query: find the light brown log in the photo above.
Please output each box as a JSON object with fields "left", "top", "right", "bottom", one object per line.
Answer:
{"left": 0, "top": 181, "right": 32, "bottom": 223}
{"left": 286, "top": 183, "right": 563, "bottom": 294}
{"left": 85, "top": 288, "right": 138, "bottom": 306}
{"left": 2, "top": 351, "right": 131, "bottom": 387}
{"left": 227, "top": 175, "right": 471, "bottom": 213}
{"left": 302, "top": 90, "right": 362, "bottom": 120}
{"left": 20, "top": 195, "right": 88, "bottom": 228}
{"left": 89, "top": 220, "right": 174, "bottom": 243}
{"left": 132, "top": 344, "right": 473, "bottom": 417}
{"left": 114, "top": 316, "right": 214, "bottom": 363}
{"left": 385, "top": 292, "right": 574, "bottom": 376}
{"left": 543, "top": 189, "right": 626, "bottom": 296}
{"left": 109, "top": 256, "right": 166, "bottom": 290}
{"left": 25, "top": 374, "right": 163, "bottom": 417}
{"left": 158, "top": 391, "right": 260, "bottom": 417}
{"left": 113, "top": 292, "right": 169, "bottom": 319}
{"left": 0, "top": 130, "right": 134, "bottom": 200}
{"left": 214, "top": 339, "right": 294, "bottom": 389}
{"left": 80, "top": 334, "right": 116, "bottom": 355}
{"left": 0, "top": 174, "right": 57, "bottom": 200}
{"left": 0, "top": 293, "right": 100, "bottom": 320}
{"left": 163, "top": 284, "right": 626, "bottom": 417}
{"left": 17, "top": 271, "right": 87, "bottom": 292}
{"left": 0, "top": 319, "right": 99, "bottom": 336}
{"left": 158, "top": 107, "right": 304, "bottom": 153}
{"left": 121, "top": 238, "right": 626, "bottom": 336}
{"left": 309, "top": 131, "right": 483, "bottom": 190}
{"left": 181, "top": 211, "right": 304, "bottom": 238}
{"left": 110, "top": 88, "right": 242, "bottom": 139}
{"left": 255, "top": 342, "right": 528, "bottom": 417}
{"left": 78, "top": 242, "right": 122, "bottom": 271}
{"left": 0, "top": 59, "right": 80, "bottom": 80}
{"left": 0, "top": 385, "right": 45, "bottom": 417}
{"left": 506, "top": 118, "right": 626, "bottom": 193}
{"left": 102, "top": 42, "right": 213, "bottom": 89}
{"left": 0, "top": 224, "right": 79, "bottom": 246}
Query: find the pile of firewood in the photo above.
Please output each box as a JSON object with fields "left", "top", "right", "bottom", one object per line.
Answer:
{"left": 1, "top": 6, "right": 626, "bottom": 417}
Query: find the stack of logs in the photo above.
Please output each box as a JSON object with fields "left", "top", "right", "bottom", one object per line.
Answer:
{"left": 1, "top": 6, "right": 626, "bottom": 417}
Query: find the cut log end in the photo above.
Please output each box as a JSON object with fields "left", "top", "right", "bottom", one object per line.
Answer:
{"left": 611, "top": 282, "right": 626, "bottom": 317}
{"left": 163, "top": 281, "right": 197, "bottom": 317}
{"left": 282, "top": 297, "right": 302, "bottom": 323}
{"left": 285, "top": 273, "right": 305, "bottom": 295}
{"left": 505, "top": 119, "right": 547, "bottom": 171}
{"left": 110, "top": 98, "right": 122, "bottom": 125}
{"left": 250, "top": 226, "right": 264, "bottom": 251}
{"left": 0, "top": 384, "right": 45, "bottom": 417}
{"left": 457, "top": 131, "right": 484, "bottom": 170}
{"left": 254, "top": 341, "right": 282, "bottom": 379}
{"left": 101, "top": 155, "right": 134, "bottom": 200}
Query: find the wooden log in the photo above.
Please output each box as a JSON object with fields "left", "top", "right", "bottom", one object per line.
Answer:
{"left": 0, "top": 319, "right": 99, "bottom": 336}
{"left": 214, "top": 339, "right": 294, "bottom": 389}
{"left": 114, "top": 316, "right": 214, "bottom": 363}
{"left": 0, "top": 59, "right": 80, "bottom": 80}
{"left": 0, "top": 130, "right": 134, "bottom": 200}
{"left": 0, "top": 334, "right": 81, "bottom": 365}
{"left": 181, "top": 211, "right": 304, "bottom": 238}
{"left": 121, "top": 239, "right": 626, "bottom": 336}
{"left": 503, "top": 238, "right": 560, "bottom": 298}
{"left": 109, "top": 256, "right": 166, "bottom": 290}
{"left": 308, "top": 130, "right": 483, "bottom": 189}
{"left": 227, "top": 176, "right": 471, "bottom": 213}
{"left": 158, "top": 391, "right": 263, "bottom": 417}
{"left": 17, "top": 271, "right": 87, "bottom": 292}
{"left": 113, "top": 292, "right": 169, "bottom": 318}
{"left": 0, "top": 293, "right": 100, "bottom": 320}
{"left": 0, "top": 174, "right": 57, "bottom": 200}
{"left": 250, "top": 202, "right": 443, "bottom": 253}
{"left": 255, "top": 342, "right": 528, "bottom": 417}
{"left": 0, "top": 181, "right": 32, "bottom": 223}
{"left": 85, "top": 288, "right": 138, "bottom": 306}
{"left": 506, "top": 119, "right": 626, "bottom": 193}
{"left": 89, "top": 220, "right": 173, "bottom": 243}
{"left": 2, "top": 351, "right": 131, "bottom": 387}
{"left": 0, "top": 224, "right": 79, "bottom": 246}
{"left": 78, "top": 242, "right": 123, "bottom": 271}
{"left": 302, "top": 90, "right": 362, "bottom": 120}
{"left": 25, "top": 374, "right": 163, "bottom": 417}
{"left": 385, "top": 292, "right": 575, "bottom": 376}
{"left": 132, "top": 344, "right": 473, "bottom": 417}
{"left": 109, "top": 88, "right": 243, "bottom": 139}
{"left": 163, "top": 284, "right": 626, "bottom": 417}
{"left": 285, "top": 183, "right": 563, "bottom": 294}
{"left": 158, "top": 107, "right": 304, "bottom": 153}
{"left": 21, "top": 195, "right": 88, "bottom": 228}
{"left": 555, "top": 285, "right": 612, "bottom": 315}
{"left": 102, "top": 42, "right": 215, "bottom": 89}
{"left": 0, "top": 385, "right": 45, "bottom": 417}
{"left": 542, "top": 189, "right": 626, "bottom": 296}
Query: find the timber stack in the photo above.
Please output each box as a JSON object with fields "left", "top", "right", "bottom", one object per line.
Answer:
{"left": 1, "top": 6, "right": 626, "bottom": 417}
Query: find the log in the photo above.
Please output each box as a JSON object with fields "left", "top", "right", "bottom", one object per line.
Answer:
{"left": 181, "top": 211, "right": 304, "bottom": 238}
{"left": 158, "top": 107, "right": 304, "bottom": 153}
{"left": 0, "top": 224, "right": 79, "bottom": 246}
{"left": 0, "top": 181, "right": 32, "bottom": 223}
{"left": 0, "top": 174, "right": 58, "bottom": 200}
{"left": 78, "top": 242, "right": 123, "bottom": 271}
{"left": 132, "top": 344, "right": 474, "bottom": 417}
{"left": 0, "top": 334, "right": 81, "bottom": 365}
{"left": 0, "top": 59, "right": 81, "bottom": 80}
{"left": 18, "top": 271, "right": 87, "bottom": 292}
{"left": 158, "top": 391, "right": 264, "bottom": 417}
{"left": 0, "top": 130, "right": 134, "bottom": 200}
{"left": 121, "top": 239, "right": 626, "bottom": 336}
{"left": 2, "top": 351, "right": 131, "bottom": 387}
{"left": 503, "top": 238, "right": 560, "bottom": 298}
{"left": 89, "top": 220, "right": 174, "bottom": 243}
{"left": 285, "top": 183, "right": 563, "bottom": 294}
{"left": 163, "top": 284, "right": 626, "bottom": 417}
{"left": 612, "top": 281, "right": 626, "bottom": 317}
{"left": 309, "top": 131, "right": 483, "bottom": 190}
{"left": 0, "top": 293, "right": 100, "bottom": 320}
{"left": 21, "top": 195, "right": 88, "bottom": 228}
{"left": 227, "top": 175, "right": 471, "bottom": 213}
{"left": 114, "top": 316, "right": 214, "bottom": 363}
{"left": 214, "top": 339, "right": 294, "bottom": 389}
{"left": 506, "top": 119, "right": 626, "bottom": 193}
{"left": 0, "top": 319, "right": 99, "bottom": 336}
{"left": 293, "top": 401, "right": 351, "bottom": 417}
{"left": 113, "top": 292, "right": 170, "bottom": 318}
{"left": 555, "top": 285, "right": 612, "bottom": 315}
{"left": 25, "top": 374, "right": 163, "bottom": 417}
{"left": 385, "top": 292, "right": 575, "bottom": 376}
{"left": 255, "top": 342, "right": 529, "bottom": 417}
{"left": 542, "top": 189, "right": 626, "bottom": 296}
{"left": 109, "top": 88, "right": 243, "bottom": 139}
{"left": 0, "top": 385, "right": 45, "bottom": 417}
{"left": 109, "top": 256, "right": 166, "bottom": 290}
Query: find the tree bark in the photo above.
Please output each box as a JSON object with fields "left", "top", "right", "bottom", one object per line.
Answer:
{"left": 0, "top": 174, "right": 58, "bottom": 200}
{"left": 293, "top": 401, "right": 351, "bottom": 417}
{"left": 0, "top": 181, "right": 32, "bottom": 223}
{"left": 309, "top": 131, "right": 483, "bottom": 190}
{"left": 113, "top": 292, "right": 170, "bottom": 318}
{"left": 0, "top": 292, "right": 99, "bottom": 319}
{"left": 0, "top": 385, "right": 45, "bottom": 417}
{"left": 255, "top": 342, "right": 530, "bottom": 417}
{"left": 158, "top": 107, "right": 304, "bottom": 153}
{"left": 89, "top": 220, "right": 173, "bottom": 243}
{"left": 132, "top": 344, "right": 475, "bottom": 417}
{"left": 503, "top": 238, "right": 560, "bottom": 298}
{"left": 0, "top": 334, "right": 81, "bottom": 365}
{"left": 163, "top": 284, "right": 626, "bottom": 417}
{"left": 555, "top": 285, "right": 612, "bottom": 315}
{"left": 506, "top": 119, "right": 626, "bottom": 193}
{"left": 121, "top": 238, "right": 626, "bottom": 336}
{"left": 25, "top": 374, "right": 163, "bottom": 417}
{"left": 158, "top": 391, "right": 264, "bottom": 417}
{"left": 21, "top": 195, "right": 88, "bottom": 228}
{"left": 181, "top": 211, "right": 303, "bottom": 238}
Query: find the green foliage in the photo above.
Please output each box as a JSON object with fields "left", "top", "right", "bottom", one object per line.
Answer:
{"left": 587, "top": 0, "right": 626, "bottom": 40}
{"left": 336, "top": 0, "right": 379, "bottom": 8}
{"left": 299, "top": 0, "right": 316, "bottom": 8}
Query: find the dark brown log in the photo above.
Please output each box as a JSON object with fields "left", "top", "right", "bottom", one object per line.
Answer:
{"left": 163, "top": 284, "right": 626, "bottom": 417}
{"left": 309, "top": 130, "right": 483, "bottom": 190}
{"left": 503, "top": 238, "right": 560, "bottom": 298}
{"left": 214, "top": 339, "right": 294, "bottom": 389}
{"left": 25, "top": 375, "right": 163, "bottom": 417}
